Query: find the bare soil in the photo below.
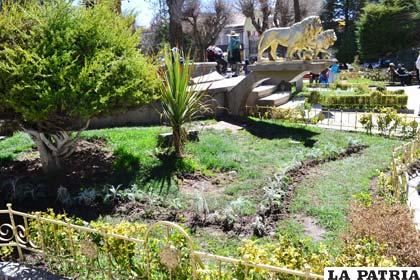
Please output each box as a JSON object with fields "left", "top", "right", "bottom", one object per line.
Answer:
{"left": 0, "top": 139, "right": 115, "bottom": 220}
{"left": 114, "top": 144, "right": 368, "bottom": 239}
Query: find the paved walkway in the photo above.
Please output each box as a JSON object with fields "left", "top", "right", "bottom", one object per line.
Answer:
{"left": 387, "top": 85, "right": 420, "bottom": 115}
{"left": 408, "top": 177, "right": 420, "bottom": 230}
{"left": 0, "top": 262, "right": 69, "bottom": 280}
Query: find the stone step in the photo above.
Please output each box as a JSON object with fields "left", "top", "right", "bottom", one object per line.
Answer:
{"left": 246, "top": 84, "right": 278, "bottom": 107}
{"left": 277, "top": 97, "right": 305, "bottom": 110}
{"left": 251, "top": 85, "right": 278, "bottom": 98}
{"left": 257, "top": 92, "right": 291, "bottom": 107}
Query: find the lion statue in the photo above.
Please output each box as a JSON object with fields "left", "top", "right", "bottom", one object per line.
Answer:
{"left": 299, "top": 29, "right": 337, "bottom": 60}
{"left": 257, "top": 16, "right": 323, "bottom": 61}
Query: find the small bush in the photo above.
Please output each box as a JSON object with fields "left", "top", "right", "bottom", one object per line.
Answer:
{"left": 347, "top": 200, "right": 420, "bottom": 266}
{"left": 235, "top": 236, "right": 394, "bottom": 277}
{"left": 308, "top": 91, "right": 321, "bottom": 104}
{"left": 376, "top": 108, "right": 401, "bottom": 136}
{"left": 359, "top": 113, "right": 374, "bottom": 134}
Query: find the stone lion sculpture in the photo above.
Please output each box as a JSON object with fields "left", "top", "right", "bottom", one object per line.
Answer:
{"left": 300, "top": 29, "right": 337, "bottom": 60}
{"left": 257, "top": 16, "right": 323, "bottom": 61}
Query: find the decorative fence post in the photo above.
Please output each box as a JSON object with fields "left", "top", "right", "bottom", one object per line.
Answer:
{"left": 6, "top": 203, "right": 24, "bottom": 261}
{"left": 355, "top": 111, "right": 358, "bottom": 129}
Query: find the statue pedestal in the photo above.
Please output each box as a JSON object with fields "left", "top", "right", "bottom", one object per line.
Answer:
{"left": 227, "top": 60, "right": 333, "bottom": 116}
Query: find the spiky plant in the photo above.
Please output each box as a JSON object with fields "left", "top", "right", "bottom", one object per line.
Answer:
{"left": 161, "top": 46, "right": 207, "bottom": 158}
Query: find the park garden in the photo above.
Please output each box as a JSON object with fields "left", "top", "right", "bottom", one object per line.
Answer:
{"left": 0, "top": 0, "right": 419, "bottom": 279}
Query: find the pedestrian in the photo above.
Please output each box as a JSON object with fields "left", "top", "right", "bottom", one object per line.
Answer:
{"left": 416, "top": 52, "right": 420, "bottom": 88}
{"left": 214, "top": 46, "right": 227, "bottom": 74}
{"left": 328, "top": 61, "right": 340, "bottom": 84}
{"left": 227, "top": 30, "right": 241, "bottom": 77}
{"left": 206, "top": 45, "right": 216, "bottom": 62}
{"left": 396, "top": 63, "right": 412, "bottom": 86}
{"left": 388, "top": 63, "right": 398, "bottom": 85}
{"left": 319, "top": 68, "right": 329, "bottom": 84}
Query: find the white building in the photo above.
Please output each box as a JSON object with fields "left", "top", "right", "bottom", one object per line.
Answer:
{"left": 215, "top": 13, "right": 261, "bottom": 61}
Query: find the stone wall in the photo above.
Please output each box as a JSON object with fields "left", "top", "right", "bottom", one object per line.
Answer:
{"left": 89, "top": 92, "right": 227, "bottom": 129}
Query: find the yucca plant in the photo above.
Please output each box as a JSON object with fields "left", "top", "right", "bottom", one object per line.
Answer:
{"left": 160, "top": 46, "right": 207, "bottom": 158}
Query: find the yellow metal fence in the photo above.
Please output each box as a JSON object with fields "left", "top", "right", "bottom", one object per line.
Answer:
{"left": 390, "top": 133, "right": 420, "bottom": 201}
{"left": 0, "top": 204, "right": 323, "bottom": 280}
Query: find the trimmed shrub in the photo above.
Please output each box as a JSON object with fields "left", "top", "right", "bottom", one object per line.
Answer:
{"left": 308, "top": 91, "right": 321, "bottom": 104}
{"left": 321, "top": 93, "right": 407, "bottom": 110}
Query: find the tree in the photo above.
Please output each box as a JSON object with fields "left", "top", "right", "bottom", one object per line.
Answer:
{"left": 160, "top": 46, "right": 206, "bottom": 158}
{"left": 167, "top": 0, "right": 185, "bottom": 48}
{"left": 357, "top": 1, "right": 419, "bottom": 61}
{"left": 273, "top": 0, "right": 294, "bottom": 27}
{"left": 335, "top": 27, "right": 357, "bottom": 63}
{"left": 322, "top": 0, "right": 366, "bottom": 63}
{"left": 239, "top": 0, "right": 322, "bottom": 33}
{"left": 0, "top": 1, "right": 159, "bottom": 174}
{"left": 293, "top": 0, "right": 300, "bottom": 22}
{"left": 183, "top": 0, "right": 230, "bottom": 60}
{"left": 239, "top": 0, "right": 271, "bottom": 35}
{"left": 320, "top": 0, "right": 336, "bottom": 30}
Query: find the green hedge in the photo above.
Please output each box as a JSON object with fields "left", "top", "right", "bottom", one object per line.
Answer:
{"left": 308, "top": 90, "right": 408, "bottom": 110}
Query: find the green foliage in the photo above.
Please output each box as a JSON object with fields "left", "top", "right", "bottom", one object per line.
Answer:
{"left": 290, "top": 134, "right": 400, "bottom": 238}
{"left": 0, "top": 0, "right": 159, "bottom": 128}
{"left": 357, "top": 2, "right": 419, "bottom": 61}
{"left": 376, "top": 108, "right": 401, "bottom": 136}
{"left": 363, "top": 69, "right": 390, "bottom": 82}
{"left": 0, "top": 246, "right": 13, "bottom": 259}
{"left": 235, "top": 237, "right": 394, "bottom": 277}
{"left": 359, "top": 109, "right": 416, "bottom": 138}
{"left": 352, "top": 191, "right": 373, "bottom": 207}
{"left": 0, "top": 131, "right": 34, "bottom": 164}
{"left": 320, "top": 92, "right": 408, "bottom": 110}
{"left": 308, "top": 91, "right": 321, "bottom": 104}
{"left": 19, "top": 209, "right": 395, "bottom": 279}
{"left": 359, "top": 113, "right": 373, "bottom": 134}
{"left": 160, "top": 45, "right": 207, "bottom": 157}
{"left": 336, "top": 28, "right": 358, "bottom": 64}
{"left": 28, "top": 210, "right": 195, "bottom": 279}
{"left": 335, "top": 238, "right": 396, "bottom": 267}
{"left": 376, "top": 172, "right": 397, "bottom": 203}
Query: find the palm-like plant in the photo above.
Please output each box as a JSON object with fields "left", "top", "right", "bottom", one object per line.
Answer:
{"left": 161, "top": 46, "right": 206, "bottom": 158}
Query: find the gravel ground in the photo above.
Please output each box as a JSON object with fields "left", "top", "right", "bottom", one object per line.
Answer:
{"left": 0, "top": 262, "right": 69, "bottom": 280}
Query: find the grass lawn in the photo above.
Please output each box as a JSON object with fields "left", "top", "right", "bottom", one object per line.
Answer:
{"left": 0, "top": 119, "right": 401, "bottom": 256}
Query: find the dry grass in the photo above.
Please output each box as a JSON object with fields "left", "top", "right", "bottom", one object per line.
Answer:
{"left": 347, "top": 200, "right": 420, "bottom": 266}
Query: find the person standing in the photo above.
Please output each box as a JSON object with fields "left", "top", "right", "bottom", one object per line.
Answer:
{"left": 416, "top": 52, "right": 420, "bottom": 88}
{"left": 388, "top": 63, "right": 398, "bottom": 85}
{"left": 328, "top": 61, "right": 340, "bottom": 84}
{"left": 227, "top": 30, "right": 241, "bottom": 77}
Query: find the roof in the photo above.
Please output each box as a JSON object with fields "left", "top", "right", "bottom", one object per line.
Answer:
{"left": 225, "top": 13, "right": 247, "bottom": 28}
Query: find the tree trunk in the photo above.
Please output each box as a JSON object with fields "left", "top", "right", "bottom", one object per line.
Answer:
{"left": 293, "top": 0, "right": 301, "bottom": 22}
{"left": 32, "top": 134, "right": 62, "bottom": 174}
{"left": 24, "top": 121, "right": 89, "bottom": 174}
{"left": 167, "top": 0, "right": 184, "bottom": 48}
{"left": 173, "top": 126, "right": 184, "bottom": 158}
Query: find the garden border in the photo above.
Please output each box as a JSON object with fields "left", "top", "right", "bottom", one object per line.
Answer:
{"left": 0, "top": 204, "right": 323, "bottom": 279}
